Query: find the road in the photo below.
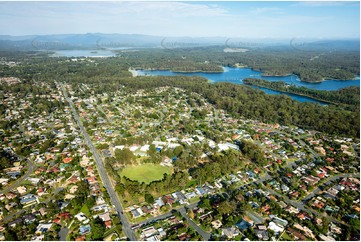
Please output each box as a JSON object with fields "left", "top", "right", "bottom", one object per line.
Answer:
{"left": 1, "top": 187, "right": 64, "bottom": 223}
{"left": 135, "top": 202, "right": 211, "bottom": 240}
{"left": 59, "top": 226, "right": 69, "bottom": 241}
{"left": 264, "top": 185, "right": 349, "bottom": 226}
{"left": 245, "top": 211, "right": 264, "bottom": 224}
{"left": 61, "top": 84, "right": 137, "bottom": 241}
{"left": 137, "top": 211, "right": 174, "bottom": 227}
{"left": 302, "top": 173, "right": 360, "bottom": 202}
{"left": 137, "top": 202, "right": 199, "bottom": 227}
{"left": 179, "top": 207, "right": 211, "bottom": 241}
{"left": 234, "top": 169, "right": 356, "bottom": 227}
{"left": 0, "top": 159, "right": 36, "bottom": 194}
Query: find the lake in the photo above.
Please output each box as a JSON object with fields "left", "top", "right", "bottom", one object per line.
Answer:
{"left": 50, "top": 49, "right": 118, "bottom": 57}
{"left": 137, "top": 67, "right": 360, "bottom": 104}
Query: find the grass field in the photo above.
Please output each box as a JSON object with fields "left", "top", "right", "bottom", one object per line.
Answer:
{"left": 120, "top": 164, "right": 172, "bottom": 184}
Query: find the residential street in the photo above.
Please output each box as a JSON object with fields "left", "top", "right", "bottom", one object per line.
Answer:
{"left": 62, "top": 84, "right": 137, "bottom": 241}
{"left": 0, "top": 159, "right": 36, "bottom": 194}
{"left": 135, "top": 202, "right": 211, "bottom": 240}
{"left": 58, "top": 226, "right": 69, "bottom": 241}
{"left": 1, "top": 187, "right": 64, "bottom": 223}
{"left": 179, "top": 207, "right": 211, "bottom": 241}
{"left": 302, "top": 173, "right": 360, "bottom": 202}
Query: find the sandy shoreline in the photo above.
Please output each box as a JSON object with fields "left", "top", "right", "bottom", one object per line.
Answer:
{"left": 128, "top": 68, "right": 138, "bottom": 77}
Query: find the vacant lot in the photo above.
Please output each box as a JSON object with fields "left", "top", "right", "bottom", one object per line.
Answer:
{"left": 120, "top": 164, "right": 172, "bottom": 184}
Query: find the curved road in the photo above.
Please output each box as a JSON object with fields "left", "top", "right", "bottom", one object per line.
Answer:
{"left": 302, "top": 173, "right": 360, "bottom": 202}
{"left": 263, "top": 172, "right": 360, "bottom": 227}
{"left": 0, "top": 159, "right": 36, "bottom": 194}
{"left": 1, "top": 187, "right": 64, "bottom": 223}
{"left": 62, "top": 84, "right": 136, "bottom": 241}
{"left": 179, "top": 207, "right": 211, "bottom": 240}
{"left": 135, "top": 202, "right": 211, "bottom": 241}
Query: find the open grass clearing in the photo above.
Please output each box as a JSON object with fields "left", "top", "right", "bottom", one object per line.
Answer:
{"left": 120, "top": 164, "right": 172, "bottom": 184}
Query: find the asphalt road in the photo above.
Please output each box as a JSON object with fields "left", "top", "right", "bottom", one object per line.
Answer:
{"left": 179, "top": 207, "right": 211, "bottom": 241}
{"left": 59, "top": 226, "right": 69, "bottom": 241}
{"left": 1, "top": 187, "right": 64, "bottom": 223}
{"left": 62, "top": 84, "right": 136, "bottom": 241}
{"left": 302, "top": 173, "right": 360, "bottom": 202}
{"left": 0, "top": 159, "right": 36, "bottom": 194}
{"left": 264, "top": 186, "right": 348, "bottom": 226}
{"left": 135, "top": 202, "right": 211, "bottom": 240}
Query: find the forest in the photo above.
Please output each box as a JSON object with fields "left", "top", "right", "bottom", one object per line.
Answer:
{"left": 0, "top": 52, "right": 359, "bottom": 138}
{"left": 1, "top": 46, "right": 359, "bottom": 83}
{"left": 93, "top": 75, "right": 359, "bottom": 138}
{"left": 243, "top": 78, "right": 360, "bottom": 109}
{"left": 118, "top": 47, "right": 359, "bottom": 82}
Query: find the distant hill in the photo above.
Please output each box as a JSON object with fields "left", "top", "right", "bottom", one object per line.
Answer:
{"left": 290, "top": 39, "right": 360, "bottom": 52}
{"left": 0, "top": 33, "right": 358, "bottom": 52}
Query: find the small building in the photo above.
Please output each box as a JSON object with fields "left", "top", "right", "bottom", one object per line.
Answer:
{"left": 222, "top": 226, "right": 239, "bottom": 239}
{"left": 79, "top": 225, "right": 92, "bottom": 235}
{"left": 36, "top": 223, "right": 53, "bottom": 235}
{"left": 75, "top": 212, "right": 87, "bottom": 222}
{"left": 211, "top": 220, "right": 222, "bottom": 229}
{"left": 20, "top": 194, "right": 38, "bottom": 205}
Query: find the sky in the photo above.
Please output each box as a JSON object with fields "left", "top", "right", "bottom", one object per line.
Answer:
{"left": 0, "top": 1, "right": 359, "bottom": 39}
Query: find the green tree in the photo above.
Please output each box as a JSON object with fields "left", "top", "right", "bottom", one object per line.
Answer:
{"left": 217, "top": 200, "right": 237, "bottom": 216}
{"left": 199, "top": 197, "right": 212, "bottom": 210}
{"left": 145, "top": 193, "right": 154, "bottom": 204}
{"left": 147, "top": 144, "right": 157, "bottom": 157}
{"left": 91, "top": 218, "right": 106, "bottom": 240}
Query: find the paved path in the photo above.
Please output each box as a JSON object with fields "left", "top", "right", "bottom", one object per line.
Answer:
{"left": 264, "top": 186, "right": 348, "bottom": 226}
{"left": 135, "top": 202, "right": 211, "bottom": 240}
{"left": 245, "top": 211, "right": 264, "bottom": 224}
{"left": 1, "top": 187, "right": 64, "bottom": 223}
{"left": 179, "top": 207, "right": 211, "bottom": 241}
{"left": 302, "top": 173, "right": 360, "bottom": 202}
{"left": 62, "top": 84, "right": 136, "bottom": 241}
{"left": 137, "top": 202, "right": 198, "bottom": 226}
{"left": 59, "top": 226, "right": 69, "bottom": 241}
{"left": 0, "top": 159, "right": 36, "bottom": 194}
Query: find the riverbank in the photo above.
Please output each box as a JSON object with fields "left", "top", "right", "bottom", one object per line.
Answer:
{"left": 253, "top": 84, "right": 335, "bottom": 105}
{"left": 135, "top": 67, "right": 359, "bottom": 104}
{"left": 128, "top": 68, "right": 138, "bottom": 77}
{"left": 242, "top": 78, "right": 360, "bottom": 106}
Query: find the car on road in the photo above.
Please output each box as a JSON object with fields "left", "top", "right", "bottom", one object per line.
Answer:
{"left": 131, "top": 224, "right": 141, "bottom": 230}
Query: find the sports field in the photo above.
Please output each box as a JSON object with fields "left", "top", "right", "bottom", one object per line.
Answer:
{"left": 120, "top": 164, "right": 172, "bottom": 184}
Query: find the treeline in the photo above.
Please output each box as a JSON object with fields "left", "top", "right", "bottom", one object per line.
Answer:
{"left": 114, "top": 171, "right": 189, "bottom": 205}
{"left": 243, "top": 78, "right": 360, "bottom": 107}
{"left": 119, "top": 47, "right": 359, "bottom": 82}
{"left": 65, "top": 74, "right": 359, "bottom": 137}
{"left": 1, "top": 52, "right": 359, "bottom": 137}
{"left": 111, "top": 143, "right": 264, "bottom": 205}
{"left": 1, "top": 47, "right": 359, "bottom": 83}
{"left": 110, "top": 76, "right": 359, "bottom": 138}
{"left": 0, "top": 82, "right": 65, "bottom": 116}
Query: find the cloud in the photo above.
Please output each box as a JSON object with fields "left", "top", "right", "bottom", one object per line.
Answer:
{"left": 71, "top": 2, "right": 230, "bottom": 17}
{"left": 249, "top": 7, "right": 284, "bottom": 15}
{"left": 294, "top": 1, "right": 359, "bottom": 7}
{"left": 0, "top": 1, "right": 358, "bottom": 39}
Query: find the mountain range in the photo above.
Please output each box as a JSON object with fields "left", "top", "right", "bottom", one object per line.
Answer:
{"left": 0, "top": 33, "right": 359, "bottom": 51}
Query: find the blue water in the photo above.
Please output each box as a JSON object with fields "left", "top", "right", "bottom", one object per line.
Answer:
{"left": 137, "top": 67, "right": 360, "bottom": 104}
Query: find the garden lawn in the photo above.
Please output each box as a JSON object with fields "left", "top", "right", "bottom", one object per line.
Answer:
{"left": 120, "top": 164, "right": 172, "bottom": 184}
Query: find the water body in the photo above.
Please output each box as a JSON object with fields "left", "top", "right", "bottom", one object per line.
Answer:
{"left": 50, "top": 49, "right": 118, "bottom": 57}
{"left": 137, "top": 67, "right": 360, "bottom": 104}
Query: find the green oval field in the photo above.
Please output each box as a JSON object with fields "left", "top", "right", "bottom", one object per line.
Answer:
{"left": 120, "top": 164, "right": 172, "bottom": 184}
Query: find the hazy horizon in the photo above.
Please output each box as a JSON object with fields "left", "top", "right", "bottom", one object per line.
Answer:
{"left": 0, "top": 1, "right": 359, "bottom": 39}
